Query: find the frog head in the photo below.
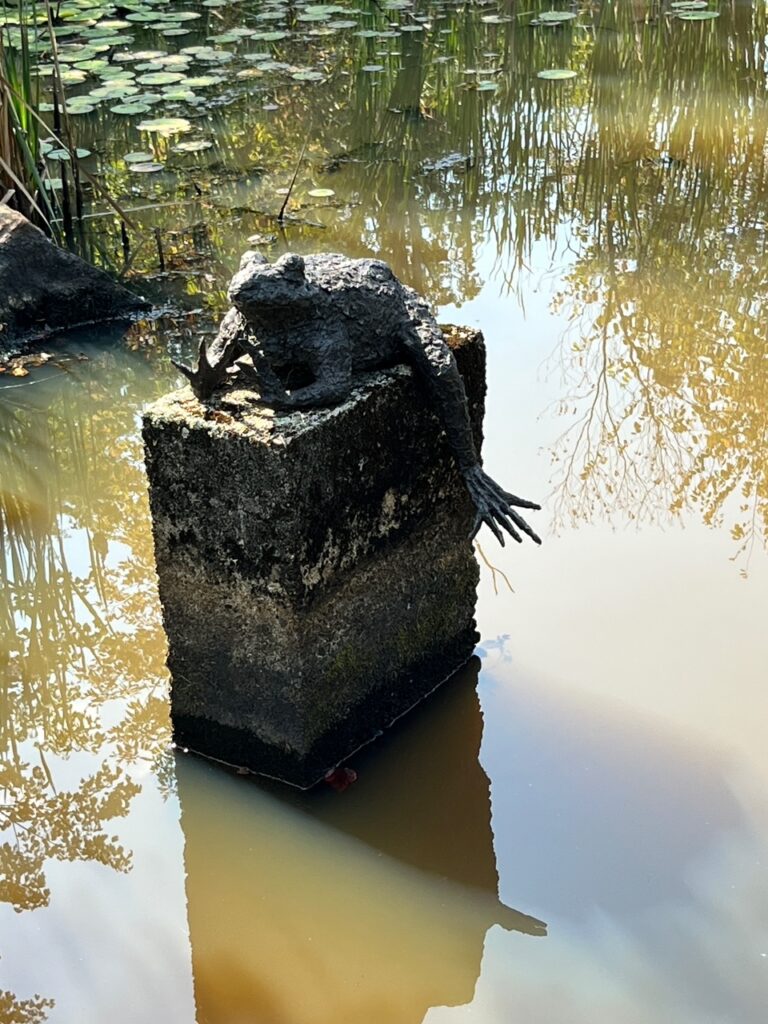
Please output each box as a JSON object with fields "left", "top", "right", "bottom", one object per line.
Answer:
{"left": 228, "top": 252, "right": 314, "bottom": 327}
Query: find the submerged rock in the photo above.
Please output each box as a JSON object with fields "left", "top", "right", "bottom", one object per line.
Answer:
{"left": 143, "top": 325, "right": 486, "bottom": 787}
{"left": 0, "top": 205, "right": 149, "bottom": 360}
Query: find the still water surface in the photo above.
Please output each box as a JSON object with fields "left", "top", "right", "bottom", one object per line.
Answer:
{"left": 2, "top": 1, "right": 768, "bottom": 1021}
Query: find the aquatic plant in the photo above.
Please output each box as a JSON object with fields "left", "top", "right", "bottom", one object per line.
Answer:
{"left": 0, "top": 5, "right": 55, "bottom": 227}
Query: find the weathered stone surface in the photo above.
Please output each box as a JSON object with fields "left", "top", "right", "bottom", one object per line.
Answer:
{"left": 0, "top": 205, "right": 149, "bottom": 360}
{"left": 143, "top": 326, "right": 486, "bottom": 787}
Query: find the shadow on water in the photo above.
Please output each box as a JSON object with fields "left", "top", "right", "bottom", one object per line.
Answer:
{"left": 176, "top": 658, "right": 545, "bottom": 1024}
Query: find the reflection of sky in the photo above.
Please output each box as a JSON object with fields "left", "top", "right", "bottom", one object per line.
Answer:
{"left": 436, "top": 233, "right": 768, "bottom": 1022}
{"left": 0, "top": 778, "right": 195, "bottom": 1024}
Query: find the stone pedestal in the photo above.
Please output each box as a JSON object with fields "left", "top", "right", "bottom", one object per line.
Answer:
{"left": 142, "top": 326, "right": 485, "bottom": 787}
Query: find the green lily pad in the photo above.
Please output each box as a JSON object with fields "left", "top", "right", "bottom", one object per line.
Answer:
{"left": 677, "top": 9, "right": 720, "bottom": 18}
{"left": 307, "top": 187, "right": 335, "bottom": 198}
{"left": 60, "top": 69, "right": 88, "bottom": 84}
{"left": 138, "top": 71, "right": 185, "bottom": 85}
{"left": 173, "top": 139, "right": 213, "bottom": 152}
{"left": 183, "top": 75, "right": 223, "bottom": 87}
{"left": 47, "top": 147, "right": 91, "bottom": 160}
{"left": 124, "top": 151, "right": 156, "bottom": 163}
{"left": 537, "top": 10, "right": 578, "bottom": 22}
{"left": 537, "top": 67, "right": 577, "bottom": 79}
{"left": 137, "top": 116, "right": 193, "bottom": 135}
{"left": 111, "top": 102, "right": 151, "bottom": 114}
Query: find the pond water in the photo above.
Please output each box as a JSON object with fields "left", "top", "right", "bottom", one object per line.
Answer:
{"left": 2, "top": 0, "right": 768, "bottom": 1021}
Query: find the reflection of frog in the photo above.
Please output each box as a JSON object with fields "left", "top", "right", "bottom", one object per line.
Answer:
{"left": 175, "top": 252, "right": 540, "bottom": 545}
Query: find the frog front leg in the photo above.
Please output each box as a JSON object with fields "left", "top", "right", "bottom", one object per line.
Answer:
{"left": 239, "top": 327, "right": 353, "bottom": 409}
{"left": 235, "top": 343, "right": 291, "bottom": 405}
{"left": 172, "top": 307, "right": 245, "bottom": 400}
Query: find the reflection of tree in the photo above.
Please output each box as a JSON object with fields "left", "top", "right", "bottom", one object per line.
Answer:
{"left": 549, "top": 0, "right": 768, "bottom": 560}
{"left": 0, "top": 987, "right": 53, "bottom": 1024}
{"left": 0, "top": 342, "right": 176, "bottom": 916}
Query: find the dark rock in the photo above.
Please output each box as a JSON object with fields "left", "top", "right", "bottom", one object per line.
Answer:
{"left": 143, "top": 325, "right": 486, "bottom": 787}
{"left": 0, "top": 205, "right": 149, "bottom": 360}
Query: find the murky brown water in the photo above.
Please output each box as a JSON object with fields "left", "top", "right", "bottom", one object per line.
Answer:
{"left": 2, "top": 1, "right": 768, "bottom": 1022}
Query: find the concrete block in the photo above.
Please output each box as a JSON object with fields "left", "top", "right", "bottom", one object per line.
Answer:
{"left": 142, "top": 325, "right": 485, "bottom": 787}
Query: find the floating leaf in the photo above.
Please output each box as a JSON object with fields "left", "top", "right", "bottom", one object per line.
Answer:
{"left": 46, "top": 147, "right": 91, "bottom": 160}
{"left": 173, "top": 139, "right": 213, "bottom": 152}
{"left": 111, "top": 102, "right": 151, "bottom": 114}
{"left": 128, "top": 162, "right": 165, "bottom": 173}
{"left": 537, "top": 68, "right": 577, "bottom": 80}
{"left": 183, "top": 75, "right": 223, "bottom": 87}
{"left": 137, "top": 71, "right": 185, "bottom": 85}
{"left": 677, "top": 9, "right": 720, "bottom": 18}
{"left": 124, "top": 151, "right": 155, "bottom": 163}
{"left": 537, "top": 10, "right": 578, "bottom": 22}
{"left": 307, "top": 187, "right": 335, "bottom": 198}
{"left": 137, "top": 116, "right": 193, "bottom": 135}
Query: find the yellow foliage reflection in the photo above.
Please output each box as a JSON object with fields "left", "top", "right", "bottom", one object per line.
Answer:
{"left": 0, "top": 342, "right": 176, "bottom": 919}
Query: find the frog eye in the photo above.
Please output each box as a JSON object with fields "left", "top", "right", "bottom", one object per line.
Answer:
{"left": 276, "top": 253, "right": 305, "bottom": 280}
{"left": 368, "top": 260, "right": 393, "bottom": 281}
{"left": 239, "top": 250, "right": 268, "bottom": 272}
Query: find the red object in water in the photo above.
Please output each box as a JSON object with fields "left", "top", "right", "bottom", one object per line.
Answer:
{"left": 323, "top": 766, "right": 358, "bottom": 792}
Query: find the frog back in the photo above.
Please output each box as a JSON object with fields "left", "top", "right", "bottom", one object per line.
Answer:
{"left": 304, "top": 254, "right": 407, "bottom": 368}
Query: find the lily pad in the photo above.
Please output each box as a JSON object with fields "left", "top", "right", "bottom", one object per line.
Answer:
{"left": 307, "top": 187, "right": 335, "bottom": 198}
{"left": 128, "top": 162, "right": 165, "bottom": 173}
{"left": 137, "top": 71, "right": 185, "bottom": 85}
{"left": 537, "top": 10, "right": 578, "bottom": 22}
{"left": 137, "top": 116, "right": 193, "bottom": 135}
{"left": 110, "top": 102, "right": 151, "bottom": 114}
{"left": 677, "top": 9, "right": 720, "bottom": 18}
{"left": 46, "top": 147, "right": 91, "bottom": 161}
{"left": 173, "top": 139, "right": 213, "bottom": 152}
{"left": 537, "top": 68, "right": 577, "bottom": 80}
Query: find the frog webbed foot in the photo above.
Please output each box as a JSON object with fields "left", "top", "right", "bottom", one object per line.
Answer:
{"left": 172, "top": 340, "right": 227, "bottom": 401}
{"left": 463, "top": 465, "right": 541, "bottom": 546}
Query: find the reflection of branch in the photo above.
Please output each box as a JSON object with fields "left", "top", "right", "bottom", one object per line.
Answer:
{"left": 475, "top": 542, "right": 514, "bottom": 595}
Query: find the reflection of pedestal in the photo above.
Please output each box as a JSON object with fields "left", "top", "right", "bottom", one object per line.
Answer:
{"left": 177, "top": 661, "right": 545, "bottom": 1024}
{"left": 143, "top": 328, "right": 485, "bottom": 787}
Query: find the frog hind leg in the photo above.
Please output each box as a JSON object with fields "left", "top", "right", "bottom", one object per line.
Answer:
{"left": 399, "top": 292, "right": 541, "bottom": 547}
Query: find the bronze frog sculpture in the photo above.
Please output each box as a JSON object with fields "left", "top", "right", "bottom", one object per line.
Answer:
{"left": 175, "top": 251, "right": 540, "bottom": 546}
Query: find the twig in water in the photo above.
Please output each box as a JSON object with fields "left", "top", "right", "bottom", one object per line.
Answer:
{"left": 154, "top": 227, "right": 165, "bottom": 272}
{"left": 278, "top": 138, "right": 308, "bottom": 223}
{"left": 475, "top": 541, "right": 514, "bottom": 595}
